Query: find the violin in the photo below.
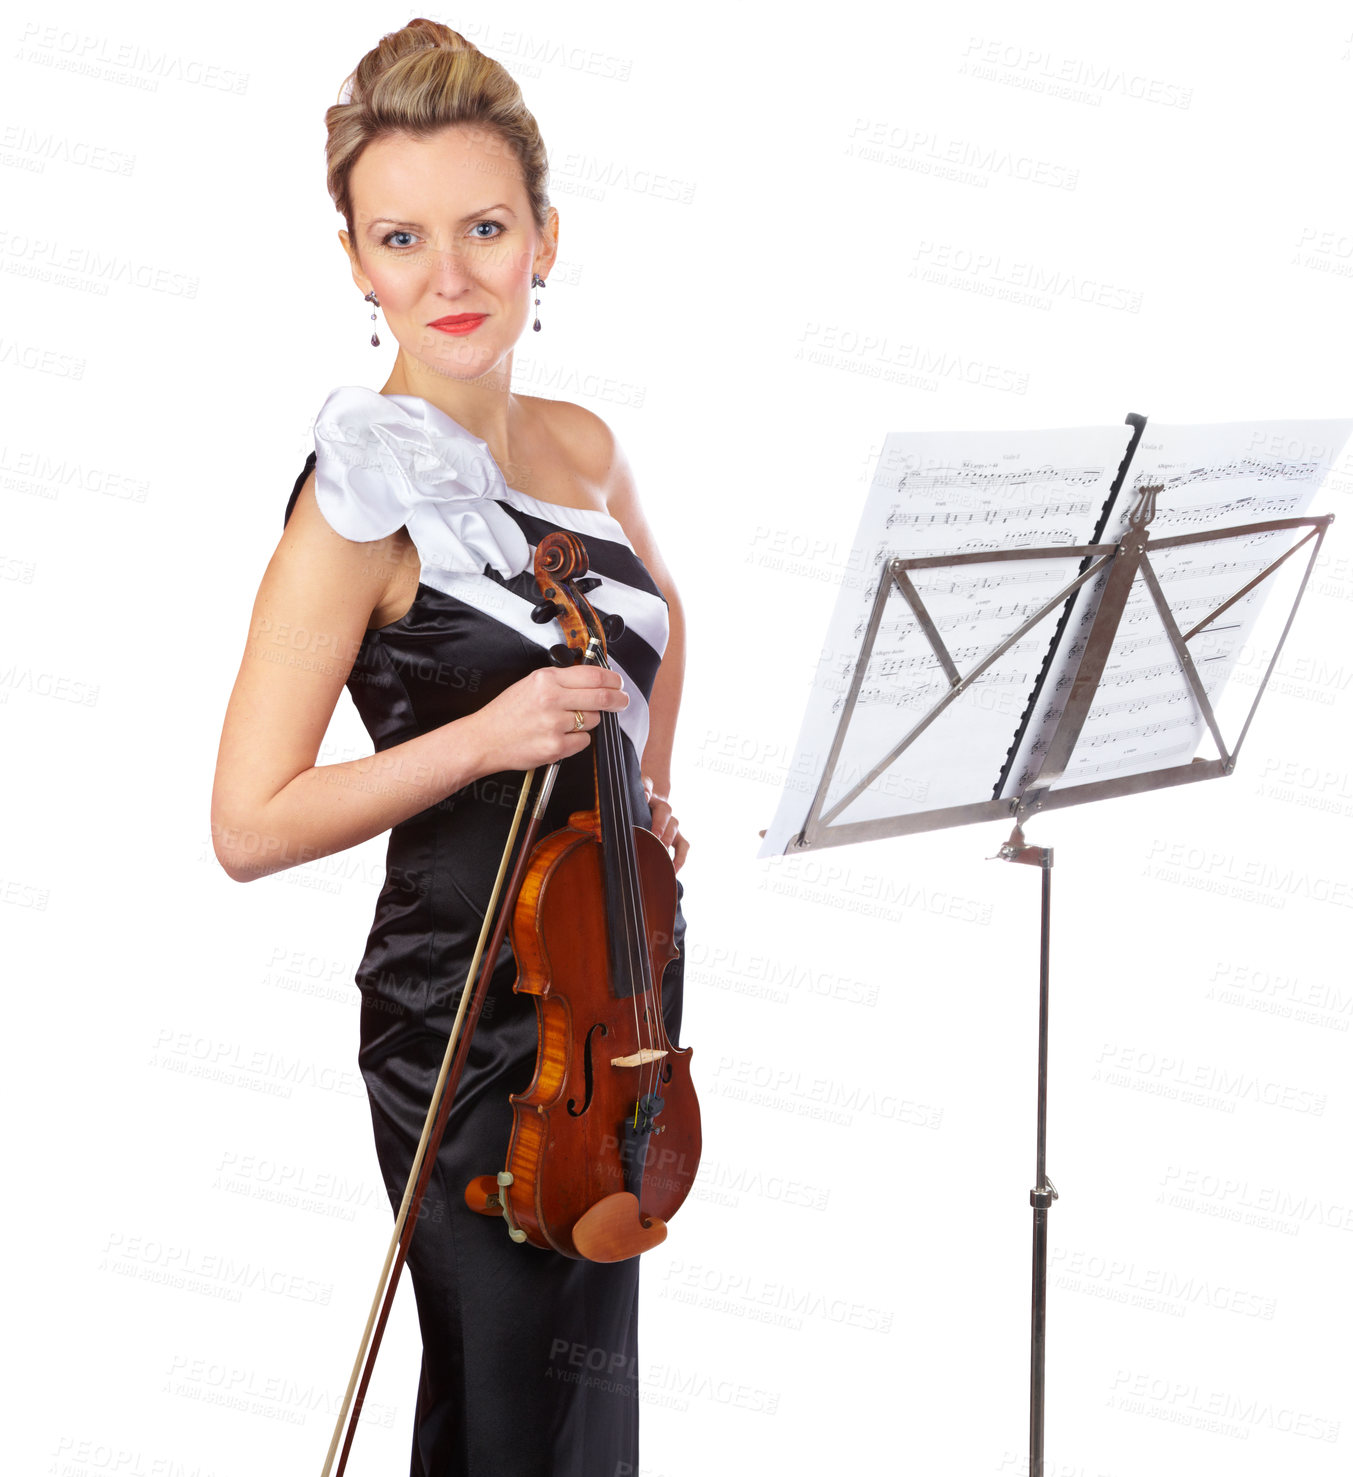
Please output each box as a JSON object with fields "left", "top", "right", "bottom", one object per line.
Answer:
{"left": 467, "top": 529, "right": 701, "bottom": 1260}
{"left": 323, "top": 530, "right": 699, "bottom": 1473}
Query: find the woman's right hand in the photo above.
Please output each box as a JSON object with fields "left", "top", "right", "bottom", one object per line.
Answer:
{"left": 461, "top": 663, "right": 629, "bottom": 771}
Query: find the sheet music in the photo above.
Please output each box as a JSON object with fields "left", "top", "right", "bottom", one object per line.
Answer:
{"left": 758, "top": 425, "right": 1134, "bottom": 858}
{"left": 1000, "top": 419, "right": 1353, "bottom": 797}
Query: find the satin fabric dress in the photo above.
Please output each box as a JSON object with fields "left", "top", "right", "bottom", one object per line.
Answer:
{"left": 286, "top": 386, "right": 685, "bottom": 1477}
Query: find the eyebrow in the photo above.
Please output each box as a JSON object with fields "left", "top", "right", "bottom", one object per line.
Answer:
{"left": 368, "top": 204, "right": 516, "bottom": 229}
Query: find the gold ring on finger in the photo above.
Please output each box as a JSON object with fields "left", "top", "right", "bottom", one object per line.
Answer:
{"left": 571, "top": 710, "right": 587, "bottom": 732}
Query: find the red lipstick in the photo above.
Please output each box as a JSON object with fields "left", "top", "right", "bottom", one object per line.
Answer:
{"left": 429, "top": 313, "right": 487, "bottom": 336}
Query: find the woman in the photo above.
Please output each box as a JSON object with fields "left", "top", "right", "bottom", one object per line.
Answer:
{"left": 210, "top": 19, "right": 689, "bottom": 1476}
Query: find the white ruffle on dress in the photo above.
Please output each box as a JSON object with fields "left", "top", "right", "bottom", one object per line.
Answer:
{"left": 308, "top": 383, "right": 665, "bottom": 760}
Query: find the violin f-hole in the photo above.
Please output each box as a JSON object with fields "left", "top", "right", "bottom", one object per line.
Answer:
{"left": 567, "top": 1022, "right": 607, "bottom": 1116}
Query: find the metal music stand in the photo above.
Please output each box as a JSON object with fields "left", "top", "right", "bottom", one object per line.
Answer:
{"left": 787, "top": 486, "right": 1333, "bottom": 1477}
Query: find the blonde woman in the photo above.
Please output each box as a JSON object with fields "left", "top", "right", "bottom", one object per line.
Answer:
{"left": 211, "top": 19, "right": 689, "bottom": 1475}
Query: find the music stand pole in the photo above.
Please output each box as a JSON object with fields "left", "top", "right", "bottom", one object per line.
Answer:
{"left": 997, "top": 824, "right": 1057, "bottom": 1477}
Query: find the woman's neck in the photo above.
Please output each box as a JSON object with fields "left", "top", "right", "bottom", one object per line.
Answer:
{"left": 381, "top": 350, "right": 520, "bottom": 460}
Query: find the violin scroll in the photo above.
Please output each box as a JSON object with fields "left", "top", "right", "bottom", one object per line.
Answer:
{"left": 535, "top": 531, "right": 611, "bottom": 661}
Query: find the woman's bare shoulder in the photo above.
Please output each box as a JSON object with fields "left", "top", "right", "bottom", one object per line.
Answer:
{"left": 521, "top": 395, "right": 622, "bottom": 498}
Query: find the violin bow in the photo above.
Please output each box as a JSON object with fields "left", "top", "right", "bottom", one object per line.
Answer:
{"left": 321, "top": 757, "right": 562, "bottom": 1477}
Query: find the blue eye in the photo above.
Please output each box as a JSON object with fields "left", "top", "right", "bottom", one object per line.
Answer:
{"left": 378, "top": 223, "right": 504, "bottom": 248}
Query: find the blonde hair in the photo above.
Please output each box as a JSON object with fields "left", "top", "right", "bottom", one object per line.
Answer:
{"left": 324, "top": 18, "right": 551, "bottom": 256}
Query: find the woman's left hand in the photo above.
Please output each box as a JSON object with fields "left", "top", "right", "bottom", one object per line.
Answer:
{"left": 643, "top": 775, "right": 689, "bottom": 873}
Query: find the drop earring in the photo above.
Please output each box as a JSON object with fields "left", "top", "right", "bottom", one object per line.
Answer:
{"left": 364, "top": 289, "right": 380, "bottom": 347}
{"left": 532, "top": 273, "right": 545, "bottom": 332}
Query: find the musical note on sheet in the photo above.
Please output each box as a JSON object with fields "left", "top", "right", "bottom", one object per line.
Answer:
{"left": 884, "top": 498, "right": 1093, "bottom": 530}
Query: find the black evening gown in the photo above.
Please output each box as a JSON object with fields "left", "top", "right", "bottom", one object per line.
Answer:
{"left": 284, "top": 422, "right": 685, "bottom": 1476}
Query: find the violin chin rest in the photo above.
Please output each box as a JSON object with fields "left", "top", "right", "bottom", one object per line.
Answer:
{"left": 572, "top": 1193, "right": 667, "bottom": 1262}
{"left": 464, "top": 1174, "right": 505, "bottom": 1216}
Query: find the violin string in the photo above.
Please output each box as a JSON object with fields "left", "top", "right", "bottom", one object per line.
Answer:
{"left": 601, "top": 653, "right": 660, "bottom": 1104}
{"left": 587, "top": 635, "right": 647, "bottom": 1083}
{"left": 580, "top": 581, "right": 662, "bottom": 1167}
{"left": 593, "top": 638, "right": 659, "bottom": 1109}
{"left": 606, "top": 699, "right": 659, "bottom": 1111}
{"left": 609, "top": 657, "right": 658, "bottom": 1071}
{"left": 600, "top": 683, "right": 648, "bottom": 1057}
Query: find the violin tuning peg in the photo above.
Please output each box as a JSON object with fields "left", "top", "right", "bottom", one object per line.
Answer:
{"left": 601, "top": 612, "right": 625, "bottom": 642}
{"left": 574, "top": 576, "right": 602, "bottom": 594}
{"left": 548, "top": 644, "right": 575, "bottom": 667}
{"left": 531, "top": 600, "right": 562, "bottom": 624}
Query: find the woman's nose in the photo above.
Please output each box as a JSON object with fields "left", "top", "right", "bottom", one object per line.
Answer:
{"left": 421, "top": 241, "right": 477, "bottom": 291}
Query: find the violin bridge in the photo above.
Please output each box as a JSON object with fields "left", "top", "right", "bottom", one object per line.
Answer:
{"left": 609, "top": 1048, "right": 668, "bottom": 1068}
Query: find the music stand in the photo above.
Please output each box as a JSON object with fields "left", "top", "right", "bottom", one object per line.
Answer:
{"left": 763, "top": 421, "right": 1338, "bottom": 1476}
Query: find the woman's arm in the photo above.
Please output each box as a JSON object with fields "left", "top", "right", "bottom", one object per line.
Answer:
{"left": 211, "top": 471, "right": 625, "bottom": 883}
{"left": 594, "top": 423, "right": 690, "bottom": 872}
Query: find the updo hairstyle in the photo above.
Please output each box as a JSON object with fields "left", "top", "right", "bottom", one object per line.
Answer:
{"left": 324, "top": 17, "right": 551, "bottom": 256}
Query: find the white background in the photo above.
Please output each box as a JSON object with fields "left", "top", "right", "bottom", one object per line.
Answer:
{"left": 5, "top": 4, "right": 1351, "bottom": 1475}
